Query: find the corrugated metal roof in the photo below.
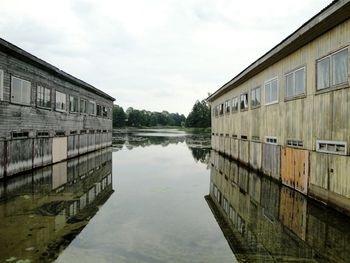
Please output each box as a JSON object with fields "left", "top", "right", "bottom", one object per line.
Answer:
{"left": 0, "top": 38, "right": 115, "bottom": 102}
{"left": 207, "top": 0, "right": 350, "bottom": 102}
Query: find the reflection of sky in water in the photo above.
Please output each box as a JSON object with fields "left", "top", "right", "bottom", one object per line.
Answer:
{"left": 56, "top": 131, "right": 235, "bottom": 263}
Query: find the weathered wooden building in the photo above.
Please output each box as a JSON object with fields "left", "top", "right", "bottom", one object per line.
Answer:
{"left": 0, "top": 38, "right": 115, "bottom": 178}
{"left": 207, "top": 1, "right": 350, "bottom": 215}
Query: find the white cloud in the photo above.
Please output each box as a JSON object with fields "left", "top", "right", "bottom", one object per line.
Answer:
{"left": 0, "top": 0, "right": 332, "bottom": 115}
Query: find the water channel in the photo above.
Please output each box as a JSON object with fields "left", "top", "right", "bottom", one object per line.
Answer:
{"left": 0, "top": 129, "right": 349, "bottom": 262}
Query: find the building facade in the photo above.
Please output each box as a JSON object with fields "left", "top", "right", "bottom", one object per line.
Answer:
{"left": 0, "top": 38, "right": 115, "bottom": 178}
{"left": 207, "top": 0, "right": 350, "bottom": 215}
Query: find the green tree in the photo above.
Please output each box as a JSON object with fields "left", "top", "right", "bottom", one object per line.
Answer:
{"left": 112, "top": 105, "right": 126, "bottom": 128}
{"left": 186, "top": 100, "right": 211, "bottom": 128}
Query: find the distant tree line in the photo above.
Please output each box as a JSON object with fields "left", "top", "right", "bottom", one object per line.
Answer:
{"left": 112, "top": 99, "right": 211, "bottom": 128}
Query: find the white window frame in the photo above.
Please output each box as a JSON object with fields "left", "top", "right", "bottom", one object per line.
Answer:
{"left": 11, "top": 76, "right": 31, "bottom": 105}
{"left": 265, "top": 136, "right": 277, "bottom": 145}
{"left": 0, "top": 70, "right": 3, "bottom": 101}
{"left": 285, "top": 66, "right": 306, "bottom": 98}
{"left": 316, "top": 140, "right": 347, "bottom": 155}
{"left": 55, "top": 91, "right": 67, "bottom": 112}
{"left": 264, "top": 77, "right": 279, "bottom": 106}
{"left": 316, "top": 47, "right": 349, "bottom": 90}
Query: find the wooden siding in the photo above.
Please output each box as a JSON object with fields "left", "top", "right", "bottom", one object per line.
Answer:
{"left": 231, "top": 138, "right": 239, "bottom": 159}
{"left": 33, "top": 138, "right": 52, "bottom": 168}
{"left": 249, "top": 141, "right": 262, "bottom": 170}
{"left": 52, "top": 137, "right": 68, "bottom": 163}
{"left": 239, "top": 140, "right": 249, "bottom": 164}
{"left": 68, "top": 135, "right": 79, "bottom": 158}
{"left": 281, "top": 147, "right": 310, "bottom": 194}
{"left": 224, "top": 135, "right": 230, "bottom": 156}
{"left": 262, "top": 143, "right": 281, "bottom": 181}
{"left": 7, "top": 139, "right": 33, "bottom": 176}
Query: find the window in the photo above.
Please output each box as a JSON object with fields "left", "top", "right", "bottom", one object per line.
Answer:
{"left": 69, "top": 95, "right": 78, "bottom": 112}
{"left": 37, "top": 86, "right": 51, "bottom": 108}
{"left": 317, "top": 48, "right": 348, "bottom": 90}
{"left": 264, "top": 78, "right": 278, "bottom": 105}
{"left": 103, "top": 106, "right": 108, "bottom": 117}
{"left": 37, "top": 131, "right": 49, "bottom": 137}
{"left": 0, "top": 69, "right": 3, "bottom": 101}
{"left": 252, "top": 136, "right": 260, "bottom": 142}
{"left": 240, "top": 93, "right": 248, "bottom": 110}
{"left": 88, "top": 101, "right": 96, "bottom": 115}
{"left": 285, "top": 67, "right": 305, "bottom": 98}
{"left": 316, "top": 140, "right": 347, "bottom": 155}
{"left": 97, "top": 104, "right": 102, "bottom": 116}
{"left": 224, "top": 100, "right": 230, "bottom": 114}
{"left": 265, "top": 136, "right": 277, "bottom": 144}
{"left": 12, "top": 131, "right": 29, "bottom": 139}
{"left": 231, "top": 96, "right": 238, "bottom": 112}
{"left": 287, "top": 139, "right": 303, "bottom": 148}
{"left": 55, "top": 131, "right": 65, "bottom": 137}
{"left": 219, "top": 103, "right": 224, "bottom": 115}
{"left": 55, "top": 91, "right": 66, "bottom": 112}
{"left": 251, "top": 86, "right": 261, "bottom": 107}
{"left": 11, "top": 76, "right": 31, "bottom": 105}
{"left": 80, "top": 99, "right": 87, "bottom": 113}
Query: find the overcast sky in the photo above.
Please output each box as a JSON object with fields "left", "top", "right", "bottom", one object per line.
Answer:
{"left": 0, "top": 0, "right": 331, "bottom": 115}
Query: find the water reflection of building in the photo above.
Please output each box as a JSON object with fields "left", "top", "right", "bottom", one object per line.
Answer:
{"left": 206, "top": 150, "right": 350, "bottom": 263}
{"left": 0, "top": 148, "right": 113, "bottom": 263}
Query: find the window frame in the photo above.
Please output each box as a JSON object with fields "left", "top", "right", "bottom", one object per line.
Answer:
{"left": 96, "top": 104, "right": 102, "bottom": 116}
{"left": 224, "top": 100, "right": 230, "bottom": 114}
{"left": 264, "top": 77, "right": 279, "bottom": 106}
{"left": 69, "top": 95, "right": 79, "bottom": 113}
{"left": 11, "top": 76, "right": 32, "bottom": 106}
{"left": 37, "top": 85, "right": 51, "bottom": 109}
{"left": 231, "top": 96, "right": 239, "bottom": 113}
{"left": 285, "top": 66, "right": 306, "bottom": 99}
{"left": 316, "top": 47, "right": 349, "bottom": 91}
{"left": 219, "top": 103, "right": 224, "bottom": 116}
{"left": 80, "top": 98, "right": 87, "bottom": 114}
{"left": 88, "top": 100, "right": 96, "bottom": 116}
{"left": 316, "top": 140, "right": 347, "bottom": 155}
{"left": 251, "top": 86, "right": 261, "bottom": 108}
{"left": 55, "top": 90, "right": 67, "bottom": 112}
{"left": 265, "top": 136, "right": 277, "bottom": 145}
{"left": 240, "top": 92, "right": 248, "bottom": 111}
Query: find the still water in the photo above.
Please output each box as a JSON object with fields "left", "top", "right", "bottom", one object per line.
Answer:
{"left": 0, "top": 129, "right": 350, "bottom": 262}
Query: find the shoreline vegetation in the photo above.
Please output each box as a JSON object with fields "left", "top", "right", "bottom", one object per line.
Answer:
{"left": 113, "top": 126, "right": 211, "bottom": 133}
{"left": 113, "top": 100, "right": 211, "bottom": 132}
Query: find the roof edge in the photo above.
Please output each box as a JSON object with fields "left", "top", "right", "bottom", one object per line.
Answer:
{"left": 207, "top": 0, "right": 350, "bottom": 102}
